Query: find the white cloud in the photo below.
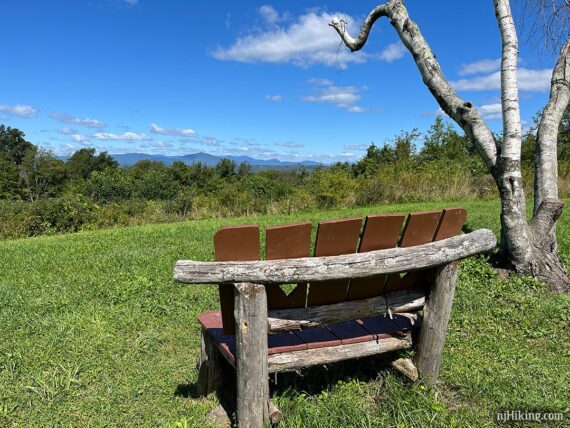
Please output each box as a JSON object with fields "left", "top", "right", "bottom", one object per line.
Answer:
{"left": 150, "top": 123, "right": 196, "bottom": 137}
{"left": 307, "top": 78, "right": 333, "bottom": 86}
{"left": 302, "top": 84, "right": 366, "bottom": 113}
{"left": 212, "top": 10, "right": 367, "bottom": 68}
{"left": 71, "top": 134, "right": 91, "bottom": 145}
{"left": 347, "top": 106, "right": 366, "bottom": 113}
{"left": 231, "top": 138, "right": 260, "bottom": 147}
{"left": 303, "top": 86, "right": 360, "bottom": 105}
{"left": 344, "top": 143, "right": 369, "bottom": 151}
{"left": 266, "top": 94, "right": 283, "bottom": 102}
{"left": 276, "top": 141, "right": 304, "bottom": 148}
{"left": 57, "top": 127, "right": 77, "bottom": 135}
{"left": 125, "top": 0, "right": 138, "bottom": 5}
{"left": 94, "top": 131, "right": 150, "bottom": 141}
{"left": 459, "top": 58, "right": 501, "bottom": 76}
{"left": 259, "top": 5, "right": 279, "bottom": 24}
{"left": 451, "top": 68, "right": 552, "bottom": 92}
{"left": 0, "top": 103, "right": 37, "bottom": 118}
{"left": 200, "top": 136, "right": 223, "bottom": 146}
{"left": 378, "top": 42, "right": 406, "bottom": 62}
{"left": 478, "top": 103, "right": 502, "bottom": 120}
{"left": 50, "top": 112, "right": 106, "bottom": 128}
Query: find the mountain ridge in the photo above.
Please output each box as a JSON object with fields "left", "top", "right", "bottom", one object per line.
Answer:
{"left": 62, "top": 152, "right": 323, "bottom": 168}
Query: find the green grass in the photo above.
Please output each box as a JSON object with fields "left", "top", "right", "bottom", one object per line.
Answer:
{"left": 1, "top": 198, "right": 569, "bottom": 427}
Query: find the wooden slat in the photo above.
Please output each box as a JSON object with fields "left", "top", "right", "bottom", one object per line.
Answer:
{"left": 398, "top": 210, "right": 442, "bottom": 247}
{"left": 267, "top": 334, "right": 413, "bottom": 373}
{"left": 294, "top": 327, "right": 341, "bottom": 349}
{"left": 265, "top": 222, "right": 312, "bottom": 309}
{"left": 214, "top": 225, "right": 260, "bottom": 335}
{"left": 268, "top": 332, "right": 307, "bottom": 355}
{"left": 327, "top": 321, "right": 373, "bottom": 345}
{"left": 386, "top": 209, "right": 467, "bottom": 293}
{"left": 206, "top": 329, "right": 413, "bottom": 373}
{"left": 433, "top": 208, "right": 467, "bottom": 241}
{"left": 385, "top": 211, "right": 442, "bottom": 293}
{"left": 307, "top": 218, "right": 363, "bottom": 306}
{"left": 358, "top": 316, "right": 404, "bottom": 340}
{"left": 346, "top": 214, "right": 405, "bottom": 301}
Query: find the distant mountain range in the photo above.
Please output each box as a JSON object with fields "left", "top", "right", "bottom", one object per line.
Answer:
{"left": 97, "top": 152, "right": 322, "bottom": 169}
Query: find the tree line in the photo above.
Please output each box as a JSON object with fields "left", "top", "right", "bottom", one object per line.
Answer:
{"left": 0, "top": 111, "right": 568, "bottom": 240}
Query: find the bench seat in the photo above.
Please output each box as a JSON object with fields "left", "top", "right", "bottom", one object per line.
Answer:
{"left": 198, "top": 310, "right": 421, "bottom": 373}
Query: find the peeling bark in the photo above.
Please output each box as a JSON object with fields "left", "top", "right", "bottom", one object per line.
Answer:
{"left": 329, "top": 0, "right": 570, "bottom": 292}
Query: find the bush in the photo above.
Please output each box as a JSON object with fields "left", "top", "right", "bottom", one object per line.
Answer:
{"left": 85, "top": 170, "right": 132, "bottom": 203}
{"left": 164, "top": 188, "right": 195, "bottom": 216}
{"left": 306, "top": 168, "right": 356, "bottom": 209}
{"left": 25, "top": 196, "right": 96, "bottom": 236}
{"left": 136, "top": 170, "right": 180, "bottom": 200}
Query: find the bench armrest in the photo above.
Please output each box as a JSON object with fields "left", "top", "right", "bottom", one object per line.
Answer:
{"left": 174, "top": 228, "right": 496, "bottom": 285}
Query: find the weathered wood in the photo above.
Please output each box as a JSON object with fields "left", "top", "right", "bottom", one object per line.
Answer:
{"left": 197, "top": 329, "right": 224, "bottom": 396}
{"left": 268, "top": 334, "right": 412, "bottom": 373}
{"left": 205, "top": 401, "right": 282, "bottom": 427}
{"left": 267, "top": 288, "right": 425, "bottom": 332}
{"left": 174, "top": 229, "right": 496, "bottom": 285}
{"left": 234, "top": 283, "right": 270, "bottom": 427}
{"left": 268, "top": 401, "right": 283, "bottom": 425}
{"left": 206, "top": 404, "right": 231, "bottom": 428}
{"left": 414, "top": 263, "right": 459, "bottom": 385}
{"left": 391, "top": 357, "right": 419, "bottom": 381}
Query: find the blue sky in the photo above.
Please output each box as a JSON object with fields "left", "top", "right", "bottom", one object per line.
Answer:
{"left": 0, "top": 0, "right": 556, "bottom": 163}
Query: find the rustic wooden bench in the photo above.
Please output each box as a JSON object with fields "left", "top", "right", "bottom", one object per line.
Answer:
{"left": 174, "top": 208, "right": 496, "bottom": 426}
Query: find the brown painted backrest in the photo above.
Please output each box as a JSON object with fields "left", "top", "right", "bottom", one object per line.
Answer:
{"left": 306, "top": 218, "right": 363, "bottom": 306}
{"left": 213, "top": 208, "right": 467, "bottom": 334}
{"left": 265, "top": 222, "right": 312, "bottom": 309}
{"left": 214, "top": 225, "right": 260, "bottom": 335}
{"left": 385, "top": 208, "right": 467, "bottom": 293}
{"left": 346, "top": 214, "right": 406, "bottom": 301}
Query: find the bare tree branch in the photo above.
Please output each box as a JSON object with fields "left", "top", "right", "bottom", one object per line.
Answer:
{"left": 535, "top": 38, "right": 570, "bottom": 213}
{"left": 516, "top": 0, "right": 570, "bottom": 53}
{"left": 329, "top": 0, "right": 499, "bottom": 170}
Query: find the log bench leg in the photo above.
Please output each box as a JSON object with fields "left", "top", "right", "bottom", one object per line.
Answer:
{"left": 197, "top": 328, "right": 224, "bottom": 397}
{"left": 414, "top": 262, "right": 459, "bottom": 385}
{"left": 234, "top": 282, "right": 270, "bottom": 427}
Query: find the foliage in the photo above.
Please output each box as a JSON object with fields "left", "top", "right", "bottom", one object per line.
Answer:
{"left": 0, "top": 125, "right": 35, "bottom": 166}
{"left": 1, "top": 113, "right": 570, "bottom": 240}
{"left": 66, "top": 148, "right": 117, "bottom": 181}
{"left": 135, "top": 169, "right": 180, "bottom": 201}
{"left": 85, "top": 169, "right": 133, "bottom": 203}
{"left": 19, "top": 149, "right": 68, "bottom": 201}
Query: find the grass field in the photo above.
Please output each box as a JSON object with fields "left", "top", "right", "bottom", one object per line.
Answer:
{"left": 1, "top": 198, "right": 569, "bottom": 427}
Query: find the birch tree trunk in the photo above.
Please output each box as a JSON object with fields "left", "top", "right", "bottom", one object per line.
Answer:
{"left": 330, "top": 0, "right": 570, "bottom": 292}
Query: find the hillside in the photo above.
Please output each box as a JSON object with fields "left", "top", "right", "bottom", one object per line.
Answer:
{"left": 1, "top": 199, "right": 569, "bottom": 426}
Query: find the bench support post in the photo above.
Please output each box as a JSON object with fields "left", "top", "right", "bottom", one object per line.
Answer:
{"left": 415, "top": 262, "right": 459, "bottom": 385}
{"left": 197, "top": 329, "right": 224, "bottom": 396}
{"left": 234, "top": 282, "right": 270, "bottom": 427}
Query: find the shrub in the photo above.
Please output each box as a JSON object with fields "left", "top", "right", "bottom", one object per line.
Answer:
{"left": 25, "top": 196, "right": 96, "bottom": 236}
{"left": 85, "top": 170, "right": 132, "bottom": 203}
{"left": 136, "top": 170, "right": 179, "bottom": 200}
{"left": 164, "top": 188, "right": 195, "bottom": 216}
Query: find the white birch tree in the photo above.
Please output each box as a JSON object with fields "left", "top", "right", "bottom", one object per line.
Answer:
{"left": 330, "top": 0, "right": 570, "bottom": 291}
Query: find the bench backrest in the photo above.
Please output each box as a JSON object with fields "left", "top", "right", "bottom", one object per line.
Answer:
{"left": 214, "top": 208, "right": 467, "bottom": 334}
